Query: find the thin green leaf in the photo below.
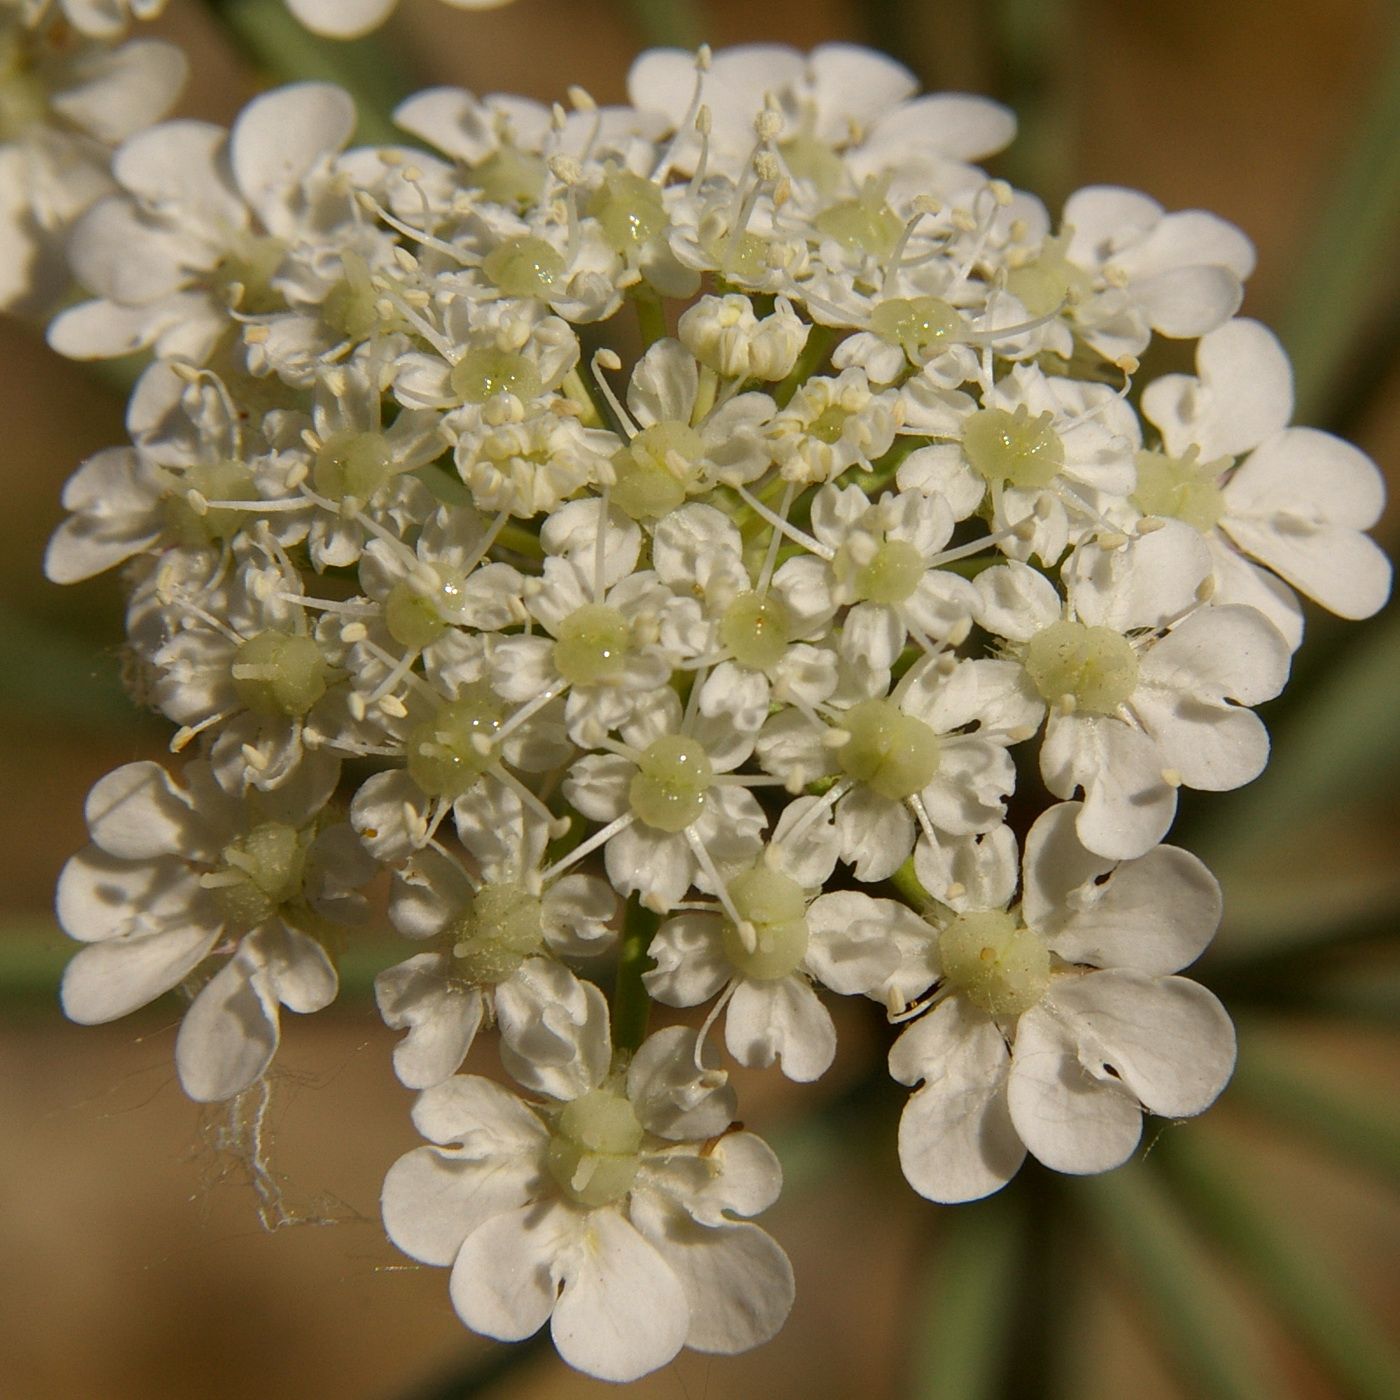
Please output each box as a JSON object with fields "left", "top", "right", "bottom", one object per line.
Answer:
{"left": 1075, "top": 1163, "right": 1284, "bottom": 1400}
{"left": 1277, "top": 9, "right": 1400, "bottom": 422}
{"left": 907, "top": 1194, "right": 1025, "bottom": 1400}
{"left": 1162, "top": 1133, "right": 1400, "bottom": 1400}
{"left": 202, "top": 0, "right": 412, "bottom": 147}
{"left": 1230, "top": 1030, "right": 1400, "bottom": 1188}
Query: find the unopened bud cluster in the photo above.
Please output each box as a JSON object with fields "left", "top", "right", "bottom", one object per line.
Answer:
{"left": 34, "top": 31, "right": 1391, "bottom": 1384}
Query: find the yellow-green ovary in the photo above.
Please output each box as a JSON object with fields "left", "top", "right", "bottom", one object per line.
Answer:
{"left": 720, "top": 865, "right": 810, "bottom": 980}
{"left": 629, "top": 735, "right": 714, "bottom": 832}
{"left": 962, "top": 406, "right": 1065, "bottom": 490}
{"left": 837, "top": 700, "right": 942, "bottom": 800}
{"left": 939, "top": 909, "right": 1050, "bottom": 1016}
{"left": 1025, "top": 621, "right": 1139, "bottom": 714}
{"left": 406, "top": 689, "right": 504, "bottom": 799}
{"left": 553, "top": 604, "right": 632, "bottom": 686}
{"left": 547, "top": 1089, "right": 644, "bottom": 1207}
{"left": 448, "top": 882, "right": 545, "bottom": 983}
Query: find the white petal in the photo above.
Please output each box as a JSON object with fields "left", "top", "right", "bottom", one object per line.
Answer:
{"left": 284, "top": 0, "right": 397, "bottom": 37}
{"left": 835, "top": 787, "right": 915, "bottom": 882}
{"left": 644, "top": 914, "right": 732, "bottom": 1007}
{"left": 1040, "top": 714, "right": 1177, "bottom": 861}
{"left": 890, "top": 998, "right": 1024, "bottom": 1203}
{"left": 61, "top": 923, "right": 218, "bottom": 1024}
{"left": 629, "top": 1193, "right": 794, "bottom": 1355}
{"left": 496, "top": 961, "right": 611, "bottom": 1100}
{"left": 1066, "top": 520, "right": 1209, "bottom": 633}
{"left": 551, "top": 1209, "right": 690, "bottom": 1382}
{"left": 627, "top": 1025, "right": 736, "bottom": 1141}
{"left": 725, "top": 977, "right": 836, "bottom": 1082}
{"left": 376, "top": 955, "right": 485, "bottom": 1090}
{"left": 1024, "top": 805, "right": 1221, "bottom": 975}
{"left": 1131, "top": 264, "right": 1242, "bottom": 338}
{"left": 175, "top": 952, "right": 278, "bottom": 1102}
{"left": 1007, "top": 1005, "right": 1143, "bottom": 1174}
{"left": 230, "top": 83, "right": 355, "bottom": 234}
{"left": 449, "top": 1201, "right": 574, "bottom": 1341}
{"left": 1046, "top": 971, "right": 1236, "bottom": 1119}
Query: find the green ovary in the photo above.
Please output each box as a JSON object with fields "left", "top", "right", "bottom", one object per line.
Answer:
{"left": 778, "top": 131, "right": 845, "bottom": 195}
{"left": 384, "top": 570, "right": 468, "bottom": 651}
{"left": 482, "top": 237, "right": 566, "bottom": 298}
{"left": 962, "top": 406, "right": 1065, "bottom": 489}
{"left": 232, "top": 631, "right": 329, "bottom": 717}
{"left": 553, "top": 604, "right": 632, "bottom": 686}
{"left": 1132, "top": 449, "right": 1228, "bottom": 533}
{"left": 815, "top": 179, "right": 903, "bottom": 260}
{"left": 721, "top": 591, "right": 792, "bottom": 671}
{"left": 164, "top": 459, "right": 258, "bottom": 546}
{"left": 448, "top": 882, "right": 545, "bottom": 983}
{"left": 210, "top": 821, "right": 308, "bottom": 927}
{"left": 405, "top": 688, "right": 504, "bottom": 799}
{"left": 586, "top": 169, "right": 667, "bottom": 252}
{"left": 870, "top": 297, "right": 962, "bottom": 357}
{"left": 467, "top": 147, "right": 548, "bottom": 208}
{"left": 939, "top": 909, "right": 1050, "bottom": 1017}
{"left": 610, "top": 421, "right": 703, "bottom": 520}
{"left": 450, "top": 347, "right": 544, "bottom": 405}
{"left": 629, "top": 735, "right": 714, "bottom": 832}
{"left": 846, "top": 538, "right": 925, "bottom": 606}
{"left": 212, "top": 233, "right": 287, "bottom": 315}
{"left": 1004, "top": 236, "right": 1094, "bottom": 318}
{"left": 313, "top": 431, "right": 394, "bottom": 501}
{"left": 1025, "top": 621, "right": 1139, "bottom": 714}
{"left": 720, "top": 865, "right": 810, "bottom": 981}
{"left": 838, "top": 700, "right": 941, "bottom": 800}
{"left": 547, "top": 1089, "right": 644, "bottom": 1207}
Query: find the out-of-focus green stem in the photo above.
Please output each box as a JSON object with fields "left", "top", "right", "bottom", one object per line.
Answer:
{"left": 202, "top": 0, "right": 410, "bottom": 146}
{"left": 1162, "top": 1133, "right": 1400, "bottom": 1400}
{"left": 1231, "top": 1033, "right": 1400, "bottom": 1188}
{"left": 908, "top": 1195, "right": 1025, "bottom": 1400}
{"left": 1076, "top": 1163, "right": 1283, "bottom": 1400}
{"left": 611, "top": 896, "right": 659, "bottom": 1052}
{"left": 622, "top": 0, "right": 704, "bottom": 50}
{"left": 1277, "top": 8, "right": 1400, "bottom": 422}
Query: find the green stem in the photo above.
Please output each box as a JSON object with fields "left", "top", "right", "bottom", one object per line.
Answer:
{"left": 612, "top": 896, "right": 659, "bottom": 1052}
{"left": 621, "top": 0, "right": 704, "bottom": 50}
{"left": 633, "top": 287, "right": 668, "bottom": 348}
{"left": 1161, "top": 1133, "right": 1400, "bottom": 1400}
{"left": 908, "top": 1194, "right": 1025, "bottom": 1399}
{"left": 890, "top": 855, "right": 932, "bottom": 912}
{"left": 201, "top": 0, "right": 411, "bottom": 147}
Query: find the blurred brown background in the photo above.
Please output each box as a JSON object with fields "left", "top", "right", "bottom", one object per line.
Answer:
{"left": 2, "top": 2, "right": 1397, "bottom": 1397}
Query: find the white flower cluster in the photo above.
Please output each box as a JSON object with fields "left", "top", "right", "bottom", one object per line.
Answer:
{"left": 42, "top": 42, "right": 1391, "bottom": 1382}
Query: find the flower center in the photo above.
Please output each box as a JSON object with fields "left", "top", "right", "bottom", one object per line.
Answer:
{"left": 778, "top": 107, "right": 846, "bottom": 195}
{"left": 447, "top": 882, "right": 545, "bottom": 983}
{"left": 547, "top": 1088, "right": 644, "bottom": 1207}
{"left": 610, "top": 420, "right": 704, "bottom": 520}
{"left": 313, "top": 430, "right": 395, "bottom": 502}
{"left": 1004, "top": 235, "right": 1093, "bottom": 317}
{"left": 962, "top": 405, "right": 1065, "bottom": 489}
{"left": 629, "top": 735, "right": 714, "bottom": 832}
{"left": 231, "top": 631, "right": 329, "bottom": 717}
{"left": 164, "top": 459, "right": 258, "bottom": 546}
{"left": 405, "top": 687, "right": 504, "bottom": 799}
{"left": 212, "top": 232, "right": 287, "bottom": 315}
{"left": 815, "top": 178, "right": 903, "bottom": 260}
{"left": 1131, "top": 448, "right": 1229, "bottom": 533}
{"left": 321, "top": 253, "right": 383, "bottom": 341}
{"left": 385, "top": 569, "right": 468, "bottom": 650}
{"left": 939, "top": 909, "right": 1050, "bottom": 1016}
{"left": 553, "top": 604, "right": 632, "bottom": 686}
{"left": 482, "top": 236, "right": 566, "bottom": 298}
{"left": 586, "top": 168, "right": 667, "bottom": 253}
{"left": 720, "top": 590, "right": 793, "bottom": 671}
{"left": 467, "top": 145, "right": 548, "bottom": 208}
{"left": 450, "top": 346, "right": 544, "bottom": 405}
{"left": 838, "top": 699, "right": 941, "bottom": 800}
{"left": 720, "top": 865, "right": 810, "bottom": 981}
{"left": 208, "top": 820, "right": 308, "bottom": 927}
{"left": 838, "top": 536, "right": 926, "bottom": 606}
{"left": 870, "top": 297, "right": 963, "bottom": 358}
{"left": 1025, "top": 620, "right": 1139, "bottom": 715}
